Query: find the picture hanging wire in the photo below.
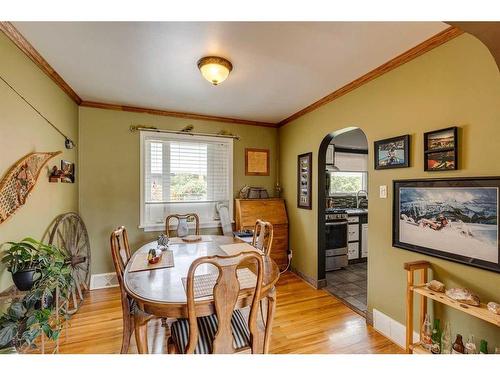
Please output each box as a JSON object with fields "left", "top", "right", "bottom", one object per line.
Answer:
{"left": 0, "top": 73, "right": 76, "bottom": 149}
{"left": 130, "top": 125, "right": 240, "bottom": 140}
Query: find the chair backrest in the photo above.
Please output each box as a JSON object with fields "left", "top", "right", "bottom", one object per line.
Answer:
{"left": 252, "top": 220, "right": 273, "bottom": 256}
{"left": 165, "top": 213, "right": 200, "bottom": 238}
{"left": 185, "top": 252, "right": 264, "bottom": 354}
{"left": 109, "top": 226, "right": 131, "bottom": 285}
{"left": 216, "top": 202, "right": 233, "bottom": 236}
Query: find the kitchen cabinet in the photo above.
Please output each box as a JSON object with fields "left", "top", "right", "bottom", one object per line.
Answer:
{"left": 348, "top": 242, "right": 359, "bottom": 260}
{"left": 346, "top": 212, "right": 368, "bottom": 262}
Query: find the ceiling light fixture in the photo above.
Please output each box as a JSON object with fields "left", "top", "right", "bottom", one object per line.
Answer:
{"left": 197, "top": 56, "right": 233, "bottom": 85}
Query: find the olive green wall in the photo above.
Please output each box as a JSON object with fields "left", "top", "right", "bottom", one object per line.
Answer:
{"left": 279, "top": 34, "right": 500, "bottom": 348}
{"left": 0, "top": 33, "right": 79, "bottom": 292}
{"left": 79, "top": 107, "right": 278, "bottom": 275}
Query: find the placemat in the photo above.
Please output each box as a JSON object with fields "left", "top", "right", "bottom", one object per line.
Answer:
{"left": 219, "top": 242, "right": 263, "bottom": 256}
{"left": 129, "top": 250, "right": 174, "bottom": 273}
{"left": 167, "top": 235, "right": 213, "bottom": 245}
{"left": 181, "top": 268, "right": 257, "bottom": 298}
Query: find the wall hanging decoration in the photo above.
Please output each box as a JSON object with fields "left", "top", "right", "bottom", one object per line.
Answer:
{"left": 0, "top": 151, "right": 61, "bottom": 224}
{"left": 49, "top": 160, "right": 75, "bottom": 183}
{"left": 297, "top": 152, "right": 312, "bottom": 209}
{"left": 0, "top": 74, "right": 76, "bottom": 149}
{"left": 245, "top": 148, "right": 270, "bottom": 176}
{"left": 374, "top": 134, "right": 410, "bottom": 170}
{"left": 424, "top": 126, "right": 458, "bottom": 171}
{"left": 393, "top": 177, "right": 499, "bottom": 273}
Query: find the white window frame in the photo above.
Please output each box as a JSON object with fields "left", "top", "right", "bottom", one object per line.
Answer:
{"left": 139, "top": 131, "right": 234, "bottom": 232}
{"left": 329, "top": 171, "right": 368, "bottom": 196}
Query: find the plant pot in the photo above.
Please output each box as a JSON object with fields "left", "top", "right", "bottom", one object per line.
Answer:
{"left": 11, "top": 269, "right": 36, "bottom": 291}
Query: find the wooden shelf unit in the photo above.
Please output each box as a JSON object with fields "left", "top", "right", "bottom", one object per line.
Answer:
{"left": 404, "top": 260, "right": 500, "bottom": 354}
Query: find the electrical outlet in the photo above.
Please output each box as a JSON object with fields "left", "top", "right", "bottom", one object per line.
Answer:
{"left": 379, "top": 185, "right": 387, "bottom": 198}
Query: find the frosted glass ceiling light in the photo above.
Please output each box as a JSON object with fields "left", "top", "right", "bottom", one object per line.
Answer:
{"left": 197, "top": 56, "right": 233, "bottom": 85}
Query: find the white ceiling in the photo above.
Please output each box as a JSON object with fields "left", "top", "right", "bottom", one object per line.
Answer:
{"left": 13, "top": 22, "right": 448, "bottom": 123}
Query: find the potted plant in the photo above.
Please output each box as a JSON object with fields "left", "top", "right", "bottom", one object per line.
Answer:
{"left": 0, "top": 240, "right": 73, "bottom": 352}
{"left": 1, "top": 238, "right": 41, "bottom": 291}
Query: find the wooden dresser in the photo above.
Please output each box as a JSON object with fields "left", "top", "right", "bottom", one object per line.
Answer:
{"left": 234, "top": 198, "right": 289, "bottom": 270}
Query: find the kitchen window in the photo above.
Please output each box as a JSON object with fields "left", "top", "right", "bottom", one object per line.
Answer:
{"left": 140, "top": 131, "right": 233, "bottom": 231}
{"left": 328, "top": 151, "right": 368, "bottom": 195}
{"left": 329, "top": 171, "right": 368, "bottom": 195}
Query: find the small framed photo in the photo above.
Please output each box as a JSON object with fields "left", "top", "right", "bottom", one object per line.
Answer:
{"left": 374, "top": 134, "right": 410, "bottom": 170}
{"left": 245, "top": 148, "right": 270, "bottom": 176}
{"left": 297, "top": 152, "right": 312, "bottom": 209}
{"left": 424, "top": 126, "right": 458, "bottom": 171}
{"left": 60, "top": 160, "right": 75, "bottom": 183}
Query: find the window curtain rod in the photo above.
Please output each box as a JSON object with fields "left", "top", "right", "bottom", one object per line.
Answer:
{"left": 130, "top": 125, "right": 240, "bottom": 140}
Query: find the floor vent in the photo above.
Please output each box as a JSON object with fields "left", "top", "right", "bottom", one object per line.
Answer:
{"left": 90, "top": 272, "right": 119, "bottom": 290}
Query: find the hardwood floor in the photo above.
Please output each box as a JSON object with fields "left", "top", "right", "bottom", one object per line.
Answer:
{"left": 52, "top": 272, "right": 403, "bottom": 354}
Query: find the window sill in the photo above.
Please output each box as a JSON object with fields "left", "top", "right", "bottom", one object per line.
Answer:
{"left": 139, "top": 220, "right": 233, "bottom": 233}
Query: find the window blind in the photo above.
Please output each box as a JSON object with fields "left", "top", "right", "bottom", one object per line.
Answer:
{"left": 141, "top": 131, "right": 233, "bottom": 229}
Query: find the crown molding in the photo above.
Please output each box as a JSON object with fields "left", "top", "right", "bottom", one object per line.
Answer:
{"left": 80, "top": 100, "right": 277, "bottom": 128}
{"left": 277, "top": 26, "right": 464, "bottom": 127}
{"left": 0, "top": 21, "right": 82, "bottom": 104}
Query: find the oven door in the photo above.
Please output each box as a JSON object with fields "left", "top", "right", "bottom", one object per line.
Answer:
{"left": 325, "top": 221, "right": 348, "bottom": 251}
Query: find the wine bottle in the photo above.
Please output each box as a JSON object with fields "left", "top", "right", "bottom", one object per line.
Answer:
{"left": 431, "top": 318, "right": 441, "bottom": 354}
{"left": 465, "top": 334, "right": 477, "bottom": 354}
{"left": 420, "top": 313, "right": 433, "bottom": 350}
{"left": 479, "top": 340, "right": 488, "bottom": 354}
{"left": 441, "top": 321, "right": 452, "bottom": 354}
{"left": 452, "top": 334, "right": 465, "bottom": 354}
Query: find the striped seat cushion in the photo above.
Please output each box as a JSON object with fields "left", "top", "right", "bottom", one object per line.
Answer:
{"left": 170, "top": 310, "right": 251, "bottom": 354}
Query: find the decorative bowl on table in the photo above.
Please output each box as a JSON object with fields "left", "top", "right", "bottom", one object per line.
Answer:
{"left": 148, "top": 248, "right": 162, "bottom": 264}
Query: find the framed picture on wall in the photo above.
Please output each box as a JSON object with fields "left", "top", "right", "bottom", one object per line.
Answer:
{"left": 245, "top": 148, "right": 270, "bottom": 176}
{"left": 424, "top": 126, "right": 458, "bottom": 171}
{"left": 374, "top": 134, "right": 410, "bottom": 170}
{"left": 393, "top": 177, "right": 500, "bottom": 273}
{"left": 297, "top": 152, "right": 312, "bottom": 209}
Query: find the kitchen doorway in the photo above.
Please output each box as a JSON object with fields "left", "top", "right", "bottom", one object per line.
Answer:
{"left": 317, "top": 127, "right": 369, "bottom": 317}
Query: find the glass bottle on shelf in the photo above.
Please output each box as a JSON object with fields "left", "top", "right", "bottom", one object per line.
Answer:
{"left": 420, "top": 313, "right": 433, "bottom": 350}
{"left": 479, "top": 340, "right": 488, "bottom": 354}
{"left": 465, "top": 334, "right": 477, "bottom": 354}
{"left": 440, "top": 321, "right": 452, "bottom": 354}
{"left": 452, "top": 334, "right": 465, "bottom": 354}
{"left": 431, "top": 318, "right": 441, "bottom": 354}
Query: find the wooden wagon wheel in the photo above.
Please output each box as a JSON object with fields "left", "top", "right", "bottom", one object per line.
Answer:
{"left": 48, "top": 212, "right": 91, "bottom": 315}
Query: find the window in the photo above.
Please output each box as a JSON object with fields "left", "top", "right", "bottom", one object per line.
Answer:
{"left": 328, "top": 151, "right": 368, "bottom": 195}
{"left": 140, "top": 131, "right": 233, "bottom": 231}
{"left": 329, "top": 171, "right": 368, "bottom": 195}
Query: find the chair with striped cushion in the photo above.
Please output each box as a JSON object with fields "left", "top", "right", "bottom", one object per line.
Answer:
{"left": 168, "top": 251, "right": 264, "bottom": 354}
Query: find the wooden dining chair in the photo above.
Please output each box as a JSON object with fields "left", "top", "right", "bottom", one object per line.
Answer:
{"left": 252, "top": 220, "right": 273, "bottom": 256}
{"left": 165, "top": 213, "right": 200, "bottom": 238}
{"left": 110, "top": 226, "right": 135, "bottom": 354}
{"left": 168, "top": 251, "right": 265, "bottom": 354}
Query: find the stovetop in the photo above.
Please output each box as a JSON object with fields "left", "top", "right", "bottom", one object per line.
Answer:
{"left": 325, "top": 208, "right": 347, "bottom": 214}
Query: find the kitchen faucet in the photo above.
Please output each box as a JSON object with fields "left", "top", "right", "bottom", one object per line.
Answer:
{"left": 356, "top": 190, "right": 368, "bottom": 209}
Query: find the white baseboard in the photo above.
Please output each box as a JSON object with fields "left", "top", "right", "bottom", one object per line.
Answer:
{"left": 90, "top": 272, "right": 119, "bottom": 290}
{"left": 373, "top": 308, "right": 419, "bottom": 349}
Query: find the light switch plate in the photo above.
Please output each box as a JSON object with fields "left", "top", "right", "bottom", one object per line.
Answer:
{"left": 379, "top": 185, "right": 387, "bottom": 198}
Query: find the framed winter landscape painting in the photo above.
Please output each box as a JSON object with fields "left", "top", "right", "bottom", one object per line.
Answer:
{"left": 393, "top": 177, "right": 500, "bottom": 273}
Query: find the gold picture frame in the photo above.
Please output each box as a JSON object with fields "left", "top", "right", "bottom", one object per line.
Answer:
{"left": 245, "top": 148, "right": 270, "bottom": 176}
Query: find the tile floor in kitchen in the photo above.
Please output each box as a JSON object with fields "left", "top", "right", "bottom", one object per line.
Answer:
{"left": 324, "top": 262, "right": 367, "bottom": 316}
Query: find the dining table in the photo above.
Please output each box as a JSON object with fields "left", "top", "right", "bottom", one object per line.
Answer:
{"left": 123, "top": 235, "right": 280, "bottom": 354}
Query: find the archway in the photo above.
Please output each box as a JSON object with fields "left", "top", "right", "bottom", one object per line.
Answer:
{"left": 317, "top": 127, "right": 369, "bottom": 316}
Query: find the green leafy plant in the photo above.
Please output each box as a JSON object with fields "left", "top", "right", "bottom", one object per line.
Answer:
{"left": 0, "top": 239, "right": 74, "bottom": 351}
{"left": 1, "top": 238, "right": 41, "bottom": 273}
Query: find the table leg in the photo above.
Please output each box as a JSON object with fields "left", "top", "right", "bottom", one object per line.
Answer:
{"left": 134, "top": 309, "right": 149, "bottom": 354}
{"left": 263, "top": 287, "right": 276, "bottom": 354}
